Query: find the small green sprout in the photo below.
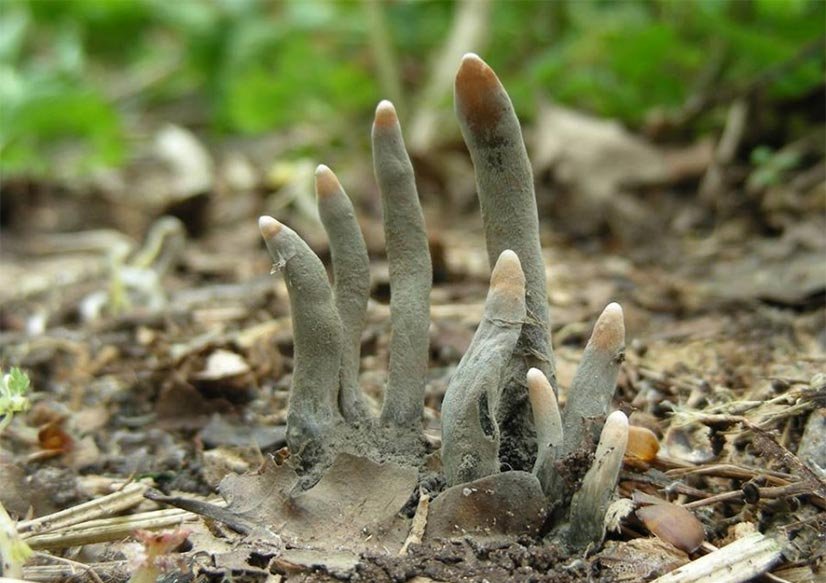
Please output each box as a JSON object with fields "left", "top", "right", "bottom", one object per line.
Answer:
{"left": 0, "top": 367, "right": 31, "bottom": 432}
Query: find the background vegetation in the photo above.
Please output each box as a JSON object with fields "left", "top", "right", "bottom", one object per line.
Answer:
{"left": 2, "top": 0, "right": 823, "bottom": 177}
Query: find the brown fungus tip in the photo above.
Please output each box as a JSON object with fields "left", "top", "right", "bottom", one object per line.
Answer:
{"left": 314, "top": 164, "right": 342, "bottom": 199}
{"left": 490, "top": 249, "right": 525, "bottom": 298}
{"left": 258, "top": 215, "right": 282, "bottom": 240}
{"left": 455, "top": 53, "right": 504, "bottom": 128}
{"left": 590, "top": 302, "right": 625, "bottom": 353}
{"left": 374, "top": 100, "right": 398, "bottom": 129}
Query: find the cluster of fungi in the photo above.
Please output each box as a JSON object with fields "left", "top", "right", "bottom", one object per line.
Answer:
{"left": 250, "top": 54, "right": 629, "bottom": 552}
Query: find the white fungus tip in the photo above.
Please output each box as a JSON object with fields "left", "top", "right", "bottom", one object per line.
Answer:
{"left": 490, "top": 249, "right": 525, "bottom": 296}
{"left": 527, "top": 367, "right": 547, "bottom": 386}
{"left": 461, "top": 52, "right": 483, "bottom": 64}
{"left": 374, "top": 100, "right": 398, "bottom": 128}
{"left": 590, "top": 302, "right": 625, "bottom": 352}
{"left": 314, "top": 164, "right": 342, "bottom": 198}
{"left": 258, "top": 215, "right": 282, "bottom": 239}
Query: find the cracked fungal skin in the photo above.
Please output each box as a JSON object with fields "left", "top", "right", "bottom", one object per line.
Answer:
{"left": 257, "top": 53, "right": 629, "bottom": 550}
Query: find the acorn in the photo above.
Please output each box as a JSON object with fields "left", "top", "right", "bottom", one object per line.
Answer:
{"left": 636, "top": 501, "right": 705, "bottom": 553}
{"left": 624, "top": 425, "right": 660, "bottom": 466}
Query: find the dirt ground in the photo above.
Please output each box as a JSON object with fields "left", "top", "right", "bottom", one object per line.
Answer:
{"left": 1, "top": 102, "right": 824, "bottom": 582}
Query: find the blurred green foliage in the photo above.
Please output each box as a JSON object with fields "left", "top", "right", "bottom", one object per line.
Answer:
{"left": 749, "top": 144, "right": 802, "bottom": 190}
{"left": 1, "top": 0, "right": 823, "bottom": 177}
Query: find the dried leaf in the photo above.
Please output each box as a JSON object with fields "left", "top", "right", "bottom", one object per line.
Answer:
{"left": 424, "top": 471, "right": 545, "bottom": 540}
{"left": 220, "top": 453, "right": 417, "bottom": 552}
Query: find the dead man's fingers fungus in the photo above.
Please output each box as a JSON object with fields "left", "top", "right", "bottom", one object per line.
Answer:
{"left": 527, "top": 367, "right": 563, "bottom": 475}
{"left": 315, "top": 165, "right": 371, "bottom": 422}
{"left": 561, "top": 302, "right": 626, "bottom": 455}
{"left": 441, "top": 250, "right": 526, "bottom": 486}
{"left": 455, "top": 53, "right": 554, "bottom": 468}
{"left": 371, "top": 100, "right": 432, "bottom": 428}
{"left": 568, "top": 410, "right": 629, "bottom": 550}
{"left": 252, "top": 54, "right": 635, "bottom": 555}
{"left": 259, "top": 216, "right": 344, "bottom": 464}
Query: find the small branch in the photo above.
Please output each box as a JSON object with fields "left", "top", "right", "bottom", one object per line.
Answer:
{"left": 144, "top": 489, "right": 255, "bottom": 535}
{"left": 18, "top": 482, "right": 148, "bottom": 535}
{"left": 363, "top": 0, "right": 404, "bottom": 111}
{"left": 400, "top": 490, "right": 430, "bottom": 555}
{"left": 408, "top": 0, "right": 492, "bottom": 152}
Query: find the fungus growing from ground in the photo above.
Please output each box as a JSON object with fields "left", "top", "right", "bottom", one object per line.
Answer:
{"left": 229, "top": 53, "right": 629, "bottom": 553}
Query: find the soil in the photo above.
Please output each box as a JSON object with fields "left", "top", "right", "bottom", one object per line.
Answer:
{"left": 1, "top": 115, "right": 824, "bottom": 582}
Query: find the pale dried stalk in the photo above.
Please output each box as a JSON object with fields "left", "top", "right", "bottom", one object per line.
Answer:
{"left": 651, "top": 532, "right": 784, "bottom": 583}
{"left": 24, "top": 560, "right": 127, "bottom": 583}
{"left": 17, "top": 482, "right": 148, "bottom": 535}
{"left": 22, "top": 508, "right": 197, "bottom": 551}
{"left": 399, "top": 491, "right": 430, "bottom": 555}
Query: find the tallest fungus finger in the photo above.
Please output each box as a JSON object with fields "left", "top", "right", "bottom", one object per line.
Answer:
{"left": 371, "top": 100, "right": 432, "bottom": 428}
{"left": 455, "top": 53, "right": 553, "bottom": 468}
{"left": 259, "top": 216, "right": 343, "bottom": 465}
{"left": 315, "top": 165, "right": 371, "bottom": 422}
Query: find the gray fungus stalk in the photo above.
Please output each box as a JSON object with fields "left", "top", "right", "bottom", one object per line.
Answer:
{"left": 259, "top": 216, "right": 343, "bottom": 463}
{"left": 441, "top": 250, "right": 526, "bottom": 485}
{"left": 316, "top": 165, "right": 371, "bottom": 422}
{"left": 454, "top": 54, "right": 554, "bottom": 469}
{"left": 372, "top": 100, "right": 433, "bottom": 428}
